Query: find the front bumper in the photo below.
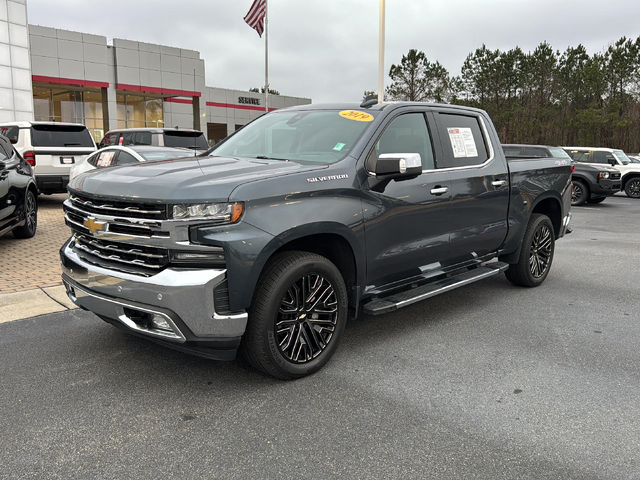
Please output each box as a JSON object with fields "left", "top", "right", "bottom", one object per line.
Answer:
{"left": 60, "top": 239, "right": 248, "bottom": 360}
{"left": 36, "top": 175, "right": 69, "bottom": 194}
{"left": 593, "top": 178, "right": 622, "bottom": 196}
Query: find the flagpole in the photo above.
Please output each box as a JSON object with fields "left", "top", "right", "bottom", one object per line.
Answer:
{"left": 264, "top": 0, "right": 269, "bottom": 113}
{"left": 378, "top": 0, "right": 385, "bottom": 103}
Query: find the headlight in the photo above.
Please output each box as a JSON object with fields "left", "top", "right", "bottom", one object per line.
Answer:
{"left": 599, "top": 172, "right": 610, "bottom": 179}
{"left": 171, "top": 202, "right": 243, "bottom": 223}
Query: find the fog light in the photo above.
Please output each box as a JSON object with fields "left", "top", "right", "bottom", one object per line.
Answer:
{"left": 151, "top": 315, "right": 172, "bottom": 332}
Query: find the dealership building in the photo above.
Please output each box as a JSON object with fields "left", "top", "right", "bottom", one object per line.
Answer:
{"left": 0, "top": 0, "right": 311, "bottom": 144}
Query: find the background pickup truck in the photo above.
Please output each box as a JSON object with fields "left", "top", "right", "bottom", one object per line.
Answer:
{"left": 502, "top": 144, "right": 621, "bottom": 206}
{"left": 60, "top": 102, "right": 572, "bottom": 379}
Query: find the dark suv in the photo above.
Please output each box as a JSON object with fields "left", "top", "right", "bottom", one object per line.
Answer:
{"left": 503, "top": 144, "right": 621, "bottom": 206}
{"left": 98, "top": 128, "right": 208, "bottom": 154}
{"left": 0, "top": 135, "right": 38, "bottom": 239}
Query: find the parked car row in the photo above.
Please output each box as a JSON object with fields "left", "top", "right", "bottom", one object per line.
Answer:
{"left": 503, "top": 143, "right": 640, "bottom": 205}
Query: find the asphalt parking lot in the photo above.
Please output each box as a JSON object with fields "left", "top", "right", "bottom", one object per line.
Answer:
{"left": 1, "top": 196, "right": 639, "bottom": 479}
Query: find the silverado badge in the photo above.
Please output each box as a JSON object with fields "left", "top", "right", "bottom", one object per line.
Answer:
{"left": 83, "top": 217, "right": 107, "bottom": 234}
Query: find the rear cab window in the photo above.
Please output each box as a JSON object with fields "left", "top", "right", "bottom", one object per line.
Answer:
{"left": 163, "top": 131, "right": 208, "bottom": 150}
{"left": 434, "top": 112, "right": 490, "bottom": 168}
{"left": 31, "top": 125, "right": 94, "bottom": 147}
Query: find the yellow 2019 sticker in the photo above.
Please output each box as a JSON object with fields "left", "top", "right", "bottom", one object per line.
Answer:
{"left": 339, "top": 110, "right": 374, "bottom": 122}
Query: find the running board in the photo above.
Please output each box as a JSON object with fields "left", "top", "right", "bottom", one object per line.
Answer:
{"left": 362, "top": 262, "right": 509, "bottom": 316}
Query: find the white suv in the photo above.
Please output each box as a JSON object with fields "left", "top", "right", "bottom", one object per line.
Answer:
{"left": 0, "top": 122, "right": 97, "bottom": 194}
{"left": 563, "top": 147, "right": 640, "bottom": 199}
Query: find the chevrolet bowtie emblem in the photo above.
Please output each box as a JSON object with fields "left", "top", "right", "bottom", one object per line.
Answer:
{"left": 83, "top": 216, "right": 107, "bottom": 234}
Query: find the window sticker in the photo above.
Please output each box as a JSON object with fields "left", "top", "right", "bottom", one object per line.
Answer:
{"left": 333, "top": 142, "right": 346, "bottom": 151}
{"left": 339, "top": 110, "right": 374, "bottom": 122}
{"left": 96, "top": 151, "right": 116, "bottom": 167}
{"left": 447, "top": 127, "right": 478, "bottom": 158}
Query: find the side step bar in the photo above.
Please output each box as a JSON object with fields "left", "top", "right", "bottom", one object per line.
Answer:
{"left": 362, "top": 262, "right": 509, "bottom": 316}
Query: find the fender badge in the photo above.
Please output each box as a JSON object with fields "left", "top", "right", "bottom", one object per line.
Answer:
{"left": 307, "top": 174, "right": 349, "bottom": 183}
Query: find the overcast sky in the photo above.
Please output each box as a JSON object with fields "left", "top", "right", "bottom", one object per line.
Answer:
{"left": 27, "top": 0, "right": 640, "bottom": 103}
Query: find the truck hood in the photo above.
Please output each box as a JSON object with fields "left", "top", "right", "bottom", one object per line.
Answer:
{"left": 68, "top": 155, "right": 326, "bottom": 203}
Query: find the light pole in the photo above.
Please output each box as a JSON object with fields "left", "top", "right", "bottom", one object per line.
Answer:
{"left": 378, "top": 0, "right": 385, "bottom": 103}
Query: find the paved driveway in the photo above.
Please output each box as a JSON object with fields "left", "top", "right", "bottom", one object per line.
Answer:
{"left": 1, "top": 196, "right": 639, "bottom": 479}
{"left": 0, "top": 194, "right": 68, "bottom": 293}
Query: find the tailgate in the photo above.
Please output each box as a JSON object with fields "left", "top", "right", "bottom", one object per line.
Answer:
{"left": 33, "top": 147, "right": 96, "bottom": 176}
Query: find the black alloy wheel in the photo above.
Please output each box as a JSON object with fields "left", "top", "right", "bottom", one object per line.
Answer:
{"left": 242, "top": 251, "right": 348, "bottom": 380}
{"left": 505, "top": 213, "right": 555, "bottom": 287}
{"left": 276, "top": 274, "right": 338, "bottom": 363}
{"left": 625, "top": 178, "right": 640, "bottom": 198}
{"left": 13, "top": 190, "right": 37, "bottom": 239}
{"left": 529, "top": 224, "right": 552, "bottom": 279}
{"left": 571, "top": 180, "right": 588, "bottom": 206}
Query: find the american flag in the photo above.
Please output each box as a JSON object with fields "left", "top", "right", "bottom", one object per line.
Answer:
{"left": 244, "top": 0, "right": 267, "bottom": 37}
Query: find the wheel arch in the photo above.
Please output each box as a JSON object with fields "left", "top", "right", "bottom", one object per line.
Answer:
{"left": 622, "top": 172, "right": 640, "bottom": 189}
{"left": 239, "top": 223, "right": 365, "bottom": 315}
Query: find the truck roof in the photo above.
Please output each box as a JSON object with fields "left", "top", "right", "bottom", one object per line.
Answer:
{"left": 282, "top": 101, "right": 488, "bottom": 115}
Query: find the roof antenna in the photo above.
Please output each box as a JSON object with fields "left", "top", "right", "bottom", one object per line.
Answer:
{"left": 360, "top": 95, "right": 378, "bottom": 108}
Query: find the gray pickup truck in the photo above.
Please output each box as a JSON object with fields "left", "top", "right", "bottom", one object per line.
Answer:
{"left": 60, "top": 102, "right": 572, "bottom": 379}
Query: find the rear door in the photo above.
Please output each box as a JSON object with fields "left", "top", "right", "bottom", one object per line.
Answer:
{"left": 362, "top": 109, "right": 452, "bottom": 288}
{"left": 431, "top": 108, "right": 510, "bottom": 265}
{"left": 0, "top": 138, "right": 13, "bottom": 229}
{"left": 30, "top": 125, "right": 96, "bottom": 177}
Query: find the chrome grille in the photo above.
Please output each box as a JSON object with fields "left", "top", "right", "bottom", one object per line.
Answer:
{"left": 69, "top": 194, "right": 167, "bottom": 220}
{"left": 72, "top": 234, "right": 169, "bottom": 274}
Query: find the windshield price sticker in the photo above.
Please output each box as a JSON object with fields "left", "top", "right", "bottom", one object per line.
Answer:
{"left": 339, "top": 110, "right": 374, "bottom": 122}
{"left": 447, "top": 127, "right": 478, "bottom": 158}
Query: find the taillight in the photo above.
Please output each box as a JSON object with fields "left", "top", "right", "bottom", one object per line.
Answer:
{"left": 571, "top": 165, "right": 575, "bottom": 173}
{"left": 23, "top": 151, "right": 35, "bottom": 166}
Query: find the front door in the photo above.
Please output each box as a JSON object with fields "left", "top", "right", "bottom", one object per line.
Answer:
{"left": 362, "top": 111, "right": 452, "bottom": 290}
{"left": 431, "top": 108, "right": 510, "bottom": 265}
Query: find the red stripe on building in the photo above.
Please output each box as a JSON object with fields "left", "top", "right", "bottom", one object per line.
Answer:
{"left": 165, "top": 98, "right": 193, "bottom": 104}
{"left": 32, "top": 75, "right": 109, "bottom": 88}
{"left": 116, "top": 83, "right": 202, "bottom": 97}
{"left": 206, "top": 101, "right": 277, "bottom": 112}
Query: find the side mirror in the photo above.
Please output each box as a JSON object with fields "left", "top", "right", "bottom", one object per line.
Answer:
{"left": 375, "top": 153, "right": 422, "bottom": 179}
{"left": 608, "top": 159, "right": 617, "bottom": 166}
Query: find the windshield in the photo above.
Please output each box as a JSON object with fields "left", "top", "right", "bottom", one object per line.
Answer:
{"left": 628, "top": 156, "right": 640, "bottom": 163}
{"left": 212, "top": 110, "right": 375, "bottom": 164}
{"left": 163, "top": 131, "right": 208, "bottom": 150}
{"left": 31, "top": 125, "right": 94, "bottom": 147}
{"left": 613, "top": 150, "right": 631, "bottom": 165}
{"left": 139, "top": 150, "right": 191, "bottom": 161}
{"left": 548, "top": 147, "right": 571, "bottom": 159}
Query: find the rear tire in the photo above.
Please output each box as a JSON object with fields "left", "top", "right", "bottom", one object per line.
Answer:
{"left": 587, "top": 196, "right": 607, "bottom": 204}
{"left": 624, "top": 178, "right": 640, "bottom": 199}
{"left": 505, "top": 213, "right": 555, "bottom": 288}
{"left": 241, "top": 251, "right": 348, "bottom": 380}
{"left": 571, "top": 179, "right": 589, "bottom": 206}
{"left": 12, "top": 190, "right": 37, "bottom": 239}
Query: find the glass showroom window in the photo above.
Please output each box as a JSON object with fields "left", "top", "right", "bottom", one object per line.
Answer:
{"left": 116, "top": 94, "right": 164, "bottom": 128}
{"left": 32, "top": 87, "right": 104, "bottom": 142}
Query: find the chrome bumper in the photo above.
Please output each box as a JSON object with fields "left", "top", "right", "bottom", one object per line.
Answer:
{"left": 60, "top": 239, "right": 248, "bottom": 342}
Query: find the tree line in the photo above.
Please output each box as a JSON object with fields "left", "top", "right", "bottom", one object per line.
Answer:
{"left": 382, "top": 38, "right": 640, "bottom": 152}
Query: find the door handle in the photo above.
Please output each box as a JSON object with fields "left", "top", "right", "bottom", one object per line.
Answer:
{"left": 430, "top": 186, "right": 449, "bottom": 196}
{"left": 491, "top": 180, "right": 507, "bottom": 188}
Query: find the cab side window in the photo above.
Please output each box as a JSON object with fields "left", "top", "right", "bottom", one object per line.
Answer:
{"left": 134, "top": 132, "right": 152, "bottom": 145}
{"left": 592, "top": 151, "right": 617, "bottom": 165}
{"left": 375, "top": 113, "right": 435, "bottom": 170}
{"left": 0, "top": 126, "right": 19, "bottom": 144}
{"left": 115, "top": 151, "right": 139, "bottom": 165}
{"left": 567, "top": 150, "right": 590, "bottom": 162}
{"left": 121, "top": 132, "right": 135, "bottom": 146}
{"left": 435, "top": 112, "right": 489, "bottom": 168}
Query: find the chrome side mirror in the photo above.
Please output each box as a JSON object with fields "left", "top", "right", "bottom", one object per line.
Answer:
{"left": 375, "top": 153, "right": 422, "bottom": 178}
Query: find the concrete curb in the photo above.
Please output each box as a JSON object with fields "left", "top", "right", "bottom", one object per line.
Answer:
{"left": 0, "top": 286, "right": 78, "bottom": 323}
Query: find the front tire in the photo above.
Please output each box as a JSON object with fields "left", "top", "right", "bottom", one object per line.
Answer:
{"left": 12, "top": 190, "right": 37, "bottom": 239}
{"left": 624, "top": 178, "right": 640, "bottom": 199}
{"left": 571, "top": 179, "right": 589, "bottom": 206}
{"left": 587, "top": 196, "right": 607, "bottom": 204}
{"left": 505, "top": 213, "right": 555, "bottom": 287}
{"left": 241, "top": 251, "right": 348, "bottom": 380}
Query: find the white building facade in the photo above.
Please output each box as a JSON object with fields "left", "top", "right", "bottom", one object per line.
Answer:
{"left": 1, "top": 3, "right": 311, "bottom": 145}
{"left": 0, "top": 0, "right": 34, "bottom": 123}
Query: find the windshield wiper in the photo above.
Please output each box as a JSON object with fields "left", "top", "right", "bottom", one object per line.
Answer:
{"left": 254, "top": 155, "right": 289, "bottom": 161}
